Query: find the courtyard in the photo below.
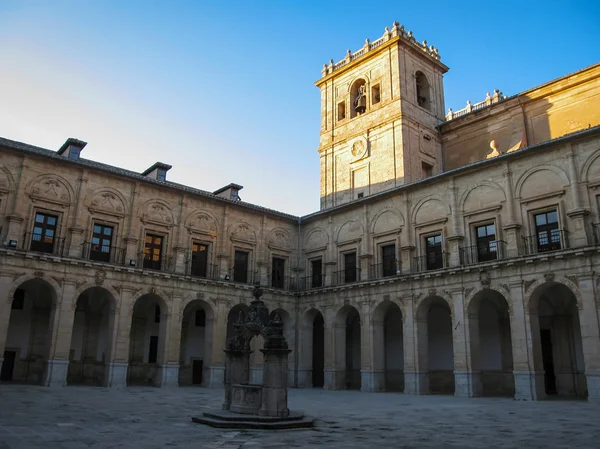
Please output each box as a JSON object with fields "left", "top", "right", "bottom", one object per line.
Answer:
{"left": 0, "top": 385, "right": 599, "bottom": 448}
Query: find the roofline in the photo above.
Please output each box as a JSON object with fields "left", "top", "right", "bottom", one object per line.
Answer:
{"left": 57, "top": 138, "right": 87, "bottom": 155}
{"left": 141, "top": 162, "right": 172, "bottom": 176}
{"left": 0, "top": 137, "right": 299, "bottom": 221}
{"left": 301, "top": 125, "right": 600, "bottom": 221}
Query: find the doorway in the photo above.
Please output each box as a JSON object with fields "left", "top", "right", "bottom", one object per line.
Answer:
{"left": 540, "top": 329, "right": 557, "bottom": 394}
{"left": 0, "top": 351, "right": 16, "bottom": 381}
{"left": 192, "top": 359, "right": 203, "bottom": 385}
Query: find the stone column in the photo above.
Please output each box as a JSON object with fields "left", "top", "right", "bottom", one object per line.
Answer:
{"left": 44, "top": 279, "right": 77, "bottom": 387}
{"left": 172, "top": 246, "right": 187, "bottom": 275}
{"left": 509, "top": 281, "right": 545, "bottom": 400}
{"left": 205, "top": 301, "right": 227, "bottom": 388}
{"left": 259, "top": 348, "right": 292, "bottom": 417}
{"left": 463, "top": 301, "right": 483, "bottom": 397}
{"left": 452, "top": 289, "right": 480, "bottom": 397}
{"left": 296, "top": 318, "right": 313, "bottom": 388}
{"left": 577, "top": 275, "right": 600, "bottom": 402}
{"left": 105, "top": 287, "right": 135, "bottom": 388}
{"left": 360, "top": 301, "right": 383, "bottom": 392}
{"left": 402, "top": 295, "right": 421, "bottom": 394}
{"left": 0, "top": 273, "right": 14, "bottom": 376}
{"left": 156, "top": 297, "right": 179, "bottom": 387}
{"left": 123, "top": 237, "right": 139, "bottom": 267}
{"left": 322, "top": 309, "right": 336, "bottom": 389}
{"left": 67, "top": 227, "right": 85, "bottom": 258}
{"left": 222, "top": 349, "right": 251, "bottom": 411}
{"left": 502, "top": 165, "right": 521, "bottom": 258}
{"left": 566, "top": 151, "right": 590, "bottom": 247}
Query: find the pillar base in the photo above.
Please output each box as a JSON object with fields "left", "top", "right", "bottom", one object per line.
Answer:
{"left": 404, "top": 371, "right": 429, "bottom": 395}
{"left": 249, "top": 366, "right": 263, "bottom": 385}
{"left": 586, "top": 372, "right": 600, "bottom": 403}
{"left": 105, "top": 362, "right": 128, "bottom": 388}
{"left": 323, "top": 369, "right": 345, "bottom": 390}
{"left": 360, "top": 369, "right": 385, "bottom": 392}
{"left": 203, "top": 365, "right": 225, "bottom": 388}
{"left": 296, "top": 369, "right": 312, "bottom": 388}
{"left": 454, "top": 370, "right": 482, "bottom": 398}
{"left": 44, "top": 360, "right": 69, "bottom": 387}
{"left": 513, "top": 370, "right": 546, "bottom": 400}
{"left": 157, "top": 364, "right": 179, "bottom": 387}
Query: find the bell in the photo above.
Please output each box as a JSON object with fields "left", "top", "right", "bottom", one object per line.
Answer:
{"left": 354, "top": 95, "right": 366, "bottom": 114}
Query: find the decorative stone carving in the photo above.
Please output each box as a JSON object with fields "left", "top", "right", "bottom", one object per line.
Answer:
{"left": 565, "top": 275, "right": 578, "bottom": 286}
{"left": 186, "top": 212, "right": 217, "bottom": 234}
{"left": 141, "top": 201, "right": 174, "bottom": 226}
{"left": 196, "top": 292, "right": 205, "bottom": 300}
{"left": 30, "top": 177, "right": 71, "bottom": 204}
{"left": 34, "top": 271, "right": 44, "bottom": 278}
{"left": 267, "top": 229, "right": 291, "bottom": 250}
{"left": 524, "top": 279, "right": 536, "bottom": 293}
{"left": 348, "top": 136, "right": 369, "bottom": 161}
{"left": 383, "top": 294, "right": 390, "bottom": 301}
{"left": 479, "top": 271, "right": 491, "bottom": 287}
{"left": 89, "top": 191, "right": 125, "bottom": 215}
{"left": 230, "top": 222, "right": 257, "bottom": 244}
{"left": 544, "top": 272, "right": 556, "bottom": 283}
{"left": 95, "top": 270, "right": 106, "bottom": 286}
{"left": 464, "top": 287, "right": 475, "bottom": 299}
{"left": 427, "top": 288, "right": 437, "bottom": 297}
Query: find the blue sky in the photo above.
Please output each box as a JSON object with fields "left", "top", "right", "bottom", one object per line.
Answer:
{"left": 1, "top": 0, "right": 598, "bottom": 215}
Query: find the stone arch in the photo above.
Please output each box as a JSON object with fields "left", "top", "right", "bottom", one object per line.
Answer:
{"left": 370, "top": 207, "right": 404, "bottom": 235}
{"left": 371, "top": 298, "right": 404, "bottom": 324}
{"left": 299, "top": 308, "right": 325, "bottom": 388}
{"left": 85, "top": 187, "right": 128, "bottom": 216}
{"left": 0, "top": 165, "right": 15, "bottom": 191}
{"left": 460, "top": 181, "right": 507, "bottom": 213}
{"left": 178, "top": 297, "right": 215, "bottom": 386}
{"left": 8, "top": 273, "right": 61, "bottom": 305}
{"left": 25, "top": 173, "right": 74, "bottom": 204}
{"left": 179, "top": 295, "right": 216, "bottom": 322}
{"left": 465, "top": 287, "right": 514, "bottom": 397}
{"left": 72, "top": 282, "right": 120, "bottom": 311}
{"left": 228, "top": 221, "right": 257, "bottom": 244}
{"left": 415, "top": 70, "right": 431, "bottom": 110}
{"left": 524, "top": 276, "right": 583, "bottom": 313}
{"left": 581, "top": 147, "right": 600, "bottom": 182}
{"left": 515, "top": 165, "right": 570, "bottom": 199}
{"left": 414, "top": 290, "right": 453, "bottom": 321}
{"left": 411, "top": 196, "right": 450, "bottom": 225}
{"left": 304, "top": 227, "right": 328, "bottom": 250}
{"left": 336, "top": 220, "right": 363, "bottom": 243}
{"left": 332, "top": 303, "right": 362, "bottom": 390}
{"left": 372, "top": 299, "right": 404, "bottom": 392}
{"left": 129, "top": 287, "right": 170, "bottom": 314}
{"left": 465, "top": 284, "right": 512, "bottom": 315}
{"left": 346, "top": 75, "right": 370, "bottom": 94}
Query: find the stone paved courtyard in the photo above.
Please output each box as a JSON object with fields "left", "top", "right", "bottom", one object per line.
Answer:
{"left": 0, "top": 385, "right": 599, "bottom": 449}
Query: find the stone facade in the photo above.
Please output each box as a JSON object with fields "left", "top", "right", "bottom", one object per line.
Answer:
{"left": 1, "top": 22, "right": 600, "bottom": 403}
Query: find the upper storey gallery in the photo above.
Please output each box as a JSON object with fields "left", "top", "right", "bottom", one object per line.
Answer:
{"left": 315, "top": 21, "right": 600, "bottom": 210}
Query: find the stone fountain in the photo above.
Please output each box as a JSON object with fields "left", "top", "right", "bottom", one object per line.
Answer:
{"left": 192, "top": 284, "right": 313, "bottom": 429}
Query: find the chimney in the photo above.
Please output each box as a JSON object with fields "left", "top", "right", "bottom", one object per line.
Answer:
{"left": 213, "top": 183, "right": 243, "bottom": 201}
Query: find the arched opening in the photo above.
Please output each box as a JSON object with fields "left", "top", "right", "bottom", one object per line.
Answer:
{"left": 373, "top": 301, "right": 404, "bottom": 392}
{"left": 416, "top": 296, "right": 454, "bottom": 394}
{"left": 67, "top": 287, "right": 116, "bottom": 386}
{"left": 298, "top": 309, "right": 324, "bottom": 388}
{"left": 179, "top": 299, "right": 214, "bottom": 387}
{"left": 415, "top": 71, "right": 431, "bottom": 110}
{"left": 468, "top": 290, "right": 514, "bottom": 397}
{"left": 350, "top": 79, "right": 367, "bottom": 118}
{"left": 1, "top": 279, "right": 57, "bottom": 384}
{"left": 529, "top": 283, "right": 587, "bottom": 398}
{"left": 127, "top": 294, "right": 167, "bottom": 386}
{"left": 269, "top": 308, "right": 295, "bottom": 386}
{"left": 333, "top": 305, "right": 361, "bottom": 390}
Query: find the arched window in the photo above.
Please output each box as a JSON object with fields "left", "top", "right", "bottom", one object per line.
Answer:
{"left": 350, "top": 79, "right": 367, "bottom": 118}
{"left": 415, "top": 71, "right": 431, "bottom": 111}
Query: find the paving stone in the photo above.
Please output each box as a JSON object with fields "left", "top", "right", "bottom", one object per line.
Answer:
{"left": 0, "top": 385, "right": 599, "bottom": 448}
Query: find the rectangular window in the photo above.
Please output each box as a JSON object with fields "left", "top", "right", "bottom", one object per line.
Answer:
{"left": 271, "top": 257, "right": 285, "bottom": 289}
{"left": 68, "top": 148, "right": 80, "bottom": 161}
{"left": 148, "top": 336, "right": 158, "bottom": 364}
{"left": 534, "top": 210, "right": 561, "bottom": 252}
{"left": 371, "top": 84, "right": 381, "bottom": 105}
{"left": 90, "top": 224, "right": 113, "bottom": 263}
{"left": 30, "top": 212, "right": 58, "bottom": 254}
{"left": 191, "top": 242, "right": 209, "bottom": 277}
{"left": 311, "top": 259, "right": 323, "bottom": 288}
{"left": 425, "top": 234, "right": 443, "bottom": 270}
{"left": 337, "top": 102, "right": 346, "bottom": 121}
{"left": 195, "top": 309, "right": 206, "bottom": 327}
{"left": 157, "top": 169, "right": 166, "bottom": 182}
{"left": 381, "top": 244, "right": 396, "bottom": 277}
{"left": 344, "top": 252, "right": 357, "bottom": 283}
{"left": 422, "top": 162, "right": 433, "bottom": 178}
{"left": 475, "top": 223, "right": 498, "bottom": 262}
{"left": 12, "top": 289, "right": 25, "bottom": 310}
{"left": 144, "top": 234, "right": 163, "bottom": 270}
{"left": 233, "top": 250, "right": 249, "bottom": 283}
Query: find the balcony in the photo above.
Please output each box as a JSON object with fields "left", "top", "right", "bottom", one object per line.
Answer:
{"left": 413, "top": 251, "right": 448, "bottom": 273}
{"left": 521, "top": 230, "right": 568, "bottom": 255}
{"left": 81, "top": 241, "right": 125, "bottom": 265}
{"left": 369, "top": 261, "right": 401, "bottom": 280}
{"left": 331, "top": 268, "right": 361, "bottom": 286}
{"left": 459, "top": 240, "right": 506, "bottom": 266}
{"left": 24, "top": 231, "right": 66, "bottom": 257}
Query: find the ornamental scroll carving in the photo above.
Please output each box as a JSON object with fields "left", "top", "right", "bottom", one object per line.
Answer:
{"left": 29, "top": 176, "right": 71, "bottom": 204}
{"left": 89, "top": 190, "right": 126, "bottom": 216}
{"left": 140, "top": 201, "right": 174, "bottom": 226}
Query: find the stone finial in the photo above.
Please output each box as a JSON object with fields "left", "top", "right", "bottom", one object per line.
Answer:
{"left": 364, "top": 38, "right": 370, "bottom": 50}
{"left": 384, "top": 26, "right": 390, "bottom": 40}
{"left": 346, "top": 49, "right": 352, "bottom": 61}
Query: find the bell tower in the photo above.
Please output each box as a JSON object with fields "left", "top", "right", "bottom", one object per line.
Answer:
{"left": 316, "top": 22, "right": 449, "bottom": 209}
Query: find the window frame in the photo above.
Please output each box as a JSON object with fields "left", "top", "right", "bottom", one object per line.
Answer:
{"left": 423, "top": 232, "right": 444, "bottom": 270}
